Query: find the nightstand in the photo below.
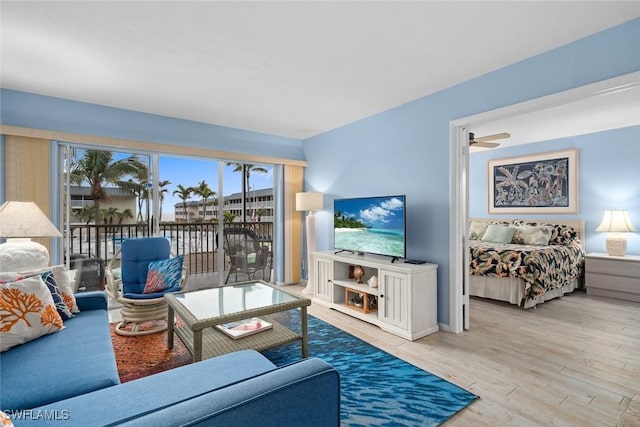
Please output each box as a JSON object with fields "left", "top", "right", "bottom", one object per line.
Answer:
{"left": 585, "top": 252, "right": 640, "bottom": 302}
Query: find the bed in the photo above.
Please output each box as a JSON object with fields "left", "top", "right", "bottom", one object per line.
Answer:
{"left": 468, "top": 218, "right": 585, "bottom": 308}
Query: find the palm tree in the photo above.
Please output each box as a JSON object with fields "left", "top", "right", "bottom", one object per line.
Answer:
{"left": 116, "top": 164, "right": 150, "bottom": 222}
{"left": 255, "top": 208, "right": 268, "bottom": 222}
{"left": 70, "top": 150, "right": 146, "bottom": 223}
{"left": 70, "top": 150, "right": 146, "bottom": 256}
{"left": 226, "top": 163, "right": 268, "bottom": 224}
{"left": 117, "top": 178, "right": 147, "bottom": 222}
{"left": 102, "top": 207, "right": 118, "bottom": 225}
{"left": 158, "top": 180, "right": 171, "bottom": 223}
{"left": 495, "top": 165, "right": 528, "bottom": 206}
{"left": 192, "top": 180, "right": 216, "bottom": 221}
{"left": 117, "top": 208, "right": 134, "bottom": 225}
{"left": 334, "top": 210, "right": 365, "bottom": 229}
{"left": 223, "top": 211, "right": 237, "bottom": 224}
{"left": 173, "top": 184, "right": 193, "bottom": 223}
{"left": 77, "top": 204, "right": 96, "bottom": 225}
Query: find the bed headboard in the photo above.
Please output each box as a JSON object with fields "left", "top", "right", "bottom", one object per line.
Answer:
{"left": 469, "top": 218, "right": 585, "bottom": 249}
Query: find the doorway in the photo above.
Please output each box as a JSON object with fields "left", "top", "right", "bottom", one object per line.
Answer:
{"left": 449, "top": 71, "right": 640, "bottom": 333}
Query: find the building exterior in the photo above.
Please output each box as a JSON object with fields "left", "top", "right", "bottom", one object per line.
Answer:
{"left": 174, "top": 188, "right": 274, "bottom": 224}
{"left": 69, "top": 186, "right": 138, "bottom": 224}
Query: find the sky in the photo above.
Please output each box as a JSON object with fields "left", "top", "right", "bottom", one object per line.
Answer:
{"left": 158, "top": 155, "right": 273, "bottom": 219}
{"left": 334, "top": 195, "right": 405, "bottom": 230}
{"left": 75, "top": 149, "right": 273, "bottom": 221}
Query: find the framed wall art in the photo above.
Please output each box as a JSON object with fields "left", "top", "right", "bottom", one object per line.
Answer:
{"left": 488, "top": 149, "right": 578, "bottom": 214}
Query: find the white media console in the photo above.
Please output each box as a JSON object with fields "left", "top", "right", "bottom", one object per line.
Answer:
{"left": 311, "top": 250, "right": 439, "bottom": 341}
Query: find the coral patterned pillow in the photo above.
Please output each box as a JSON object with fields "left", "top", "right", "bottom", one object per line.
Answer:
{"left": 0, "top": 411, "right": 13, "bottom": 426}
{"left": 0, "top": 273, "right": 64, "bottom": 352}
{"left": 143, "top": 256, "right": 184, "bottom": 294}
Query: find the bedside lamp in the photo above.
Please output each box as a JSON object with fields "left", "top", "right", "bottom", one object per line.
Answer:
{"left": 595, "top": 210, "right": 636, "bottom": 257}
{"left": 0, "top": 201, "right": 62, "bottom": 268}
{"left": 296, "top": 192, "right": 323, "bottom": 295}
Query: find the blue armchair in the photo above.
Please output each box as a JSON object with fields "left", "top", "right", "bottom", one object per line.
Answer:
{"left": 106, "top": 237, "right": 188, "bottom": 336}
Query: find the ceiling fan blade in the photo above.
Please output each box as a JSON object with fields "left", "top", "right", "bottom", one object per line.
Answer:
{"left": 472, "top": 141, "right": 500, "bottom": 148}
{"left": 473, "top": 132, "right": 511, "bottom": 143}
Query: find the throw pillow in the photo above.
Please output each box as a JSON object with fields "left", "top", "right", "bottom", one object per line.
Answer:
{"left": 0, "top": 410, "right": 14, "bottom": 427}
{"left": 512, "top": 225, "right": 553, "bottom": 246}
{"left": 40, "top": 270, "right": 74, "bottom": 321}
{"left": 481, "top": 224, "right": 516, "bottom": 244}
{"left": 544, "top": 223, "right": 579, "bottom": 246}
{"left": 0, "top": 273, "right": 64, "bottom": 352}
{"left": 21, "top": 265, "right": 79, "bottom": 314}
{"left": 143, "top": 256, "right": 184, "bottom": 294}
{"left": 50, "top": 265, "right": 80, "bottom": 314}
{"left": 468, "top": 221, "right": 491, "bottom": 240}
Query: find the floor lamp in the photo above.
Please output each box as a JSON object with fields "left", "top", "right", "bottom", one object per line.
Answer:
{"left": 296, "top": 192, "right": 323, "bottom": 295}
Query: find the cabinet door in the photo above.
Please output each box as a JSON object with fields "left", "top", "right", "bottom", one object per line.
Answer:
{"left": 315, "top": 256, "right": 333, "bottom": 301}
{"left": 378, "top": 270, "right": 409, "bottom": 330}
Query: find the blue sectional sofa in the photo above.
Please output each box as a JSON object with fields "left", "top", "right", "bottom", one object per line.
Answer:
{"left": 0, "top": 292, "right": 121, "bottom": 410}
{"left": 0, "top": 292, "right": 341, "bottom": 426}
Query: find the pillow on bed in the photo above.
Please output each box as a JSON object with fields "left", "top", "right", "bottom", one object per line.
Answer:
{"left": 513, "top": 221, "right": 579, "bottom": 246}
{"left": 469, "top": 221, "right": 491, "bottom": 240}
{"left": 545, "top": 224, "right": 578, "bottom": 245}
{"left": 512, "top": 225, "right": 553, "bottom": 245}
{"left": 481, "top": 224, "right": 516, "bottom": 244}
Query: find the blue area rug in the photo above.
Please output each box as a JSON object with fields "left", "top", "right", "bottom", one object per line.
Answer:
{"left": 263, "top": 310, "right": 478, "bottom": 426}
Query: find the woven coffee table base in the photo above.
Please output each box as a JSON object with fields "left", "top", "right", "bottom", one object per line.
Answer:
{"left": 166, "top": 281, "right": 310, "bottom": 362}
{"left": 174, "top": 317, "right": 300, "bottom": 360}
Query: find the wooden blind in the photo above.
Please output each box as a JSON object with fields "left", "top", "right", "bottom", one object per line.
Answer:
{"left": 283, "top": 165, "right": 304, "bottom": 284}
{"left": 4, "top": 135, "right": 53, "bottom": 252}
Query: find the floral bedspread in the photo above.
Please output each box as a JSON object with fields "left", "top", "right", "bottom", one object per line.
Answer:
{"left": 469, "top": 240, "right": 585, "bottom": 300}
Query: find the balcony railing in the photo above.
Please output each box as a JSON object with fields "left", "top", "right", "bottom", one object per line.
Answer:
{"left": 66, "top": 222, "right": 274, "bottom": 275}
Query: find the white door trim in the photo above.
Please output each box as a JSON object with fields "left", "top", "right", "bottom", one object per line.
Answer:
{"left": 448, "top": 124, "right": 469, "bottom": 333}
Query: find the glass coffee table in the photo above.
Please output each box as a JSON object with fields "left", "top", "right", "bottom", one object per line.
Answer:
{"left": 166, "top": 281, "right": 311, "bottom": 362}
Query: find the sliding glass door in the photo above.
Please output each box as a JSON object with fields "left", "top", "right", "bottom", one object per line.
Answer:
{"left": 60, "top": 143, "right": 276, "bottom": 288}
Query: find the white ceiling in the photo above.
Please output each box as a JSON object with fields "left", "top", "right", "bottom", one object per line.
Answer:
{"left": 469, "top": 81, "right": 640, "bottom": 152}
{"left": 2, "top": 1, "right": 640, "bottom": 140}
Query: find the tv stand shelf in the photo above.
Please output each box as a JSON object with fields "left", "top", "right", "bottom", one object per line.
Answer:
{"left": 312, "top": 251, "right": 438, "bottom": 341}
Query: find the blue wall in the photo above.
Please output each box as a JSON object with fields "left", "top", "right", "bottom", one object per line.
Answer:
{"left": 1, "top": 90, "right": 304, "bottom": 285}
{"left": 469, "top": 125, "right": 640, "bottom": 256}
{"left": 0, "top": 89, "right": 305, "bottom": 161}
{"left": 302, "top": 18, "right": 640, "bottom": 325}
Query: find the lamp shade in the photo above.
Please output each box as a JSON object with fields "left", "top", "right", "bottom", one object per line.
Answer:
{"left": 0, "top": 201, "right": 62, "bottom": 238}
{"left": 296, "top": 192, "right": 323, "bottom": 212}
{"left": 595, "top": 210, "right": 636, "bottom": 233}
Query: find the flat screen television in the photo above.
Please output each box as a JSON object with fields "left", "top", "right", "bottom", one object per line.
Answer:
{"left": 333, "top": 195, "right": 406, "bottom": 261}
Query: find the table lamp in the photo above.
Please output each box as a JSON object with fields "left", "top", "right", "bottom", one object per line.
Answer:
{"left": 595, "top": 210, "right": 636, "bottom": 257}
{"left": 296, "top": 192, "right": 323, "bottom": 295}
{"left": 0, "top": 201, "right": 62, "bottom": 268}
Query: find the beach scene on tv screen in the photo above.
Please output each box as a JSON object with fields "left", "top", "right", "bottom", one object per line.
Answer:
{"left": 334, "top": 196, "right": 405, "bottom": 257}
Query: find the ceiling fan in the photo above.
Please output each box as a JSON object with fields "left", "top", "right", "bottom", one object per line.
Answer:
{"left": 469, "top": 132, "right": 511, "bottom": 149}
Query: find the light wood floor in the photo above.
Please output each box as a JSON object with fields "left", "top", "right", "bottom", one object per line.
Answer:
{"left": 284, "top": 285, "right": 639, "bottom": 427}
{"left": 109, "top": 281, "right": 638, "bottom": 426}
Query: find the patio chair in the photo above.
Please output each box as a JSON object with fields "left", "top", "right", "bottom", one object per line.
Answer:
{"left": 223, "top": 228, "right": 271, "bottom": 283}
{"left": 70, "top": 254, "right": 105, "bottom": 292}
{"left": 105, "top": 237, "right": 188, "bottom": 336}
